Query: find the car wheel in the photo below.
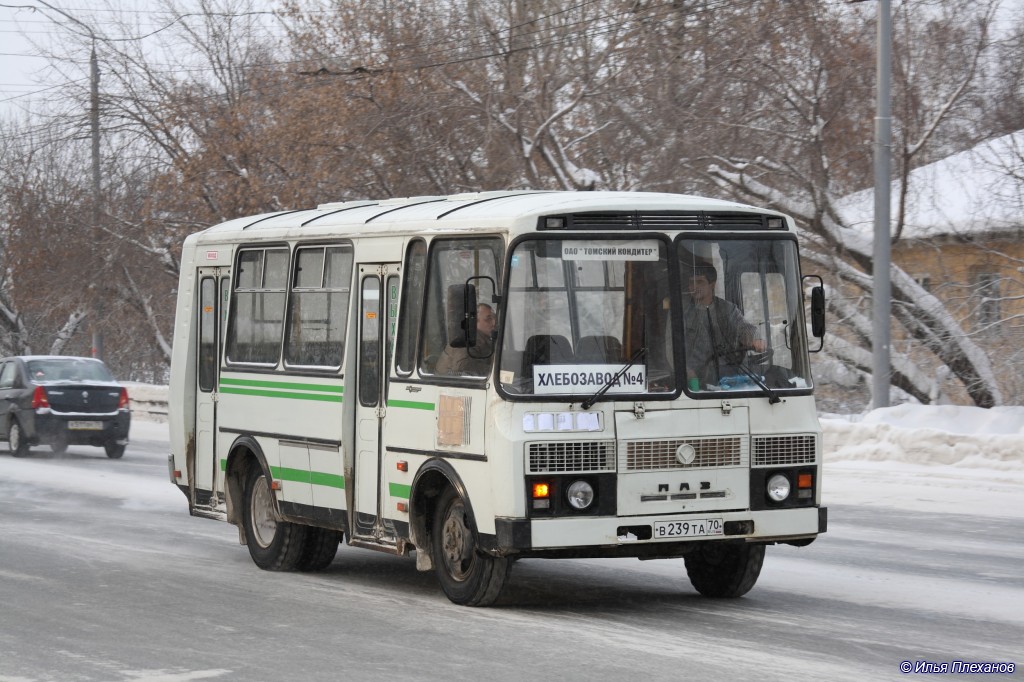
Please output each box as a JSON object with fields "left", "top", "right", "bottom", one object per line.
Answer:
{"left": 431, "top": 485, "right": 510, "bottom": 606}
{"left": 242, "top": 464, "right": 307, "bottom": 571}
{"left": 104, "top": 441, "right": 126, "bottom": 459}
{"left": 50, "top": 433, "right": 68, "bottom": 455}
{"left": 8, "top": 420, "right": 29, "bottom": 458}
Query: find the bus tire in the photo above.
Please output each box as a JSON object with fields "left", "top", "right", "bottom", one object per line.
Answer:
{"left": 242, "top": 464, "right": 307, "bottom": 571}
{"left": 431, "top": 486, "right": 510, "bottom": 607}
{"left": 296, "top": 527, "right": 341, "bottom": 572}
{"left": 684, "top": 541, "right": 765, "bottom": 598}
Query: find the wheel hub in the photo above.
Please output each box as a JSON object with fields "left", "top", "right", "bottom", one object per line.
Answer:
{"left": 441, "top": 501, "right": 474, "bottom": 582}
{"left": 250, "top": 476, "right": 277, "bottom": 549}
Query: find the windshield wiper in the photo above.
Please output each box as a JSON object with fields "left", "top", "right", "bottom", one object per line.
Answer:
{"left": 733, "top": 361, "right": 781, "bottom": 404}
{"left": 581, "top": 346, "right": 647, "bottom": 410}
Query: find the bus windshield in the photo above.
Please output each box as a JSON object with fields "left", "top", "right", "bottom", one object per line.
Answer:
{"left": 679, "top": 236, "right": 813, "bottom": 394}
{"left": 498, "top": 237, "right": 676, "bottom": 397}
{"left": 497, "top": 234, "right": 814, "bottom": 400}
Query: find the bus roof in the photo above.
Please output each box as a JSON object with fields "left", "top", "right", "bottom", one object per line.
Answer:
{"left": 187, "top": 190, "right": 791, "bottom": 245}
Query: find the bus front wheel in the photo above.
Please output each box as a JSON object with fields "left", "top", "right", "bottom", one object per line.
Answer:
{"left": 242, "top": 464, "right": 307, "bottom": 571}
{"left": 684, "top": 541, "right": 765, "bottom": 598}
{"left": 431, "top": 486, "right": 510, "bottom": 606}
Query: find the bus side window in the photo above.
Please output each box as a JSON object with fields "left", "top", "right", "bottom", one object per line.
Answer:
{"left": 226, "top": 247, "right": 289, "bottom": 367}
{"left": 418, "top": 237, "right": 503, "bottom": 377}
{"left": 198, "top": 277, "right": 217, "bottom": 391}
{"left": 285, "top": 244, "right": 353, "bottom": 370}
{"left": 395, "top": 239, "right": 427, "bottom": 376}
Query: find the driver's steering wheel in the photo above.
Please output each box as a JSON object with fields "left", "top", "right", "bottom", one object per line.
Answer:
{"left": 718, "top": 345, "right": 773, "bottom": 368}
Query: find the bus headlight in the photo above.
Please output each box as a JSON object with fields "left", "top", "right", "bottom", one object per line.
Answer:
{"left": 566, "top": 480, "right": 595, "bottom": 510}
{"left": 767, "top": 474, "right": 791, "bottom": 502}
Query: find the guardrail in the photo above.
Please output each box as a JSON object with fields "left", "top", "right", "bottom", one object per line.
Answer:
{"left": 125, "top": 383, "right": 169, "bottom": 422}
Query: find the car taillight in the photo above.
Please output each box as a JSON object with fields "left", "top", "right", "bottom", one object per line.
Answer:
{"left": 118, "top": 388, "right": 130, "bottom": 410}
{"left": 32, "top": 385, "right": 50, "bottom": 409}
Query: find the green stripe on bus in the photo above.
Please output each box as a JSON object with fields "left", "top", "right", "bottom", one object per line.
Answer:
{"left": 270, "top": 467, "right": 346, "bottom": 490}
{"left": 389, "top": 482, "right": 412, "bottom": 499}
{"left": 220, "top": 386, "right": 343, "bottom": 402}
{"left": 387, "top": 399, "right": 435, "bottom": 411}
{"left": 218, "top": 460, "right": 345, "bottom": 489}
{"left": 270, "top": 466, "right": 311, "bottom": 483}
{"left": 310, "top": 471, "right": 345, "bottom": 489}
{"left": 220, "top": 377, "right": 344, "bottom": 393}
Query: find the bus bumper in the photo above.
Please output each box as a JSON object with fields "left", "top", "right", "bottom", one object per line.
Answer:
{"left": 495, "top": 506, "right": 826, "bottom": 552}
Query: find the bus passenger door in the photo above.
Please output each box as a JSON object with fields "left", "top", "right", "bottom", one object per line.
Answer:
{"left": 195, "top": 267, "right": 230, "bottom": 505}
{"left": 353, "top": 263, "right": 400, "bottom": 541}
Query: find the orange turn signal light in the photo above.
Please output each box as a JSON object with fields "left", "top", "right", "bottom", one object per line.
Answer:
{"left": 532, "top": 482, "right": 551, "bottom": 499}
{"left": 396, "top": 461, "right": 408, "bottom": 472}
{"left": 797, "top": 473, "right": 813, "bottom": 489}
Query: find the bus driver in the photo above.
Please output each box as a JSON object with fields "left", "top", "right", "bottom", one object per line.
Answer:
{"left": 683, "top": 264, "right": 766, "bottom": 388}
{"left": 436, "top": 303, "right": 497, "bottom": 377}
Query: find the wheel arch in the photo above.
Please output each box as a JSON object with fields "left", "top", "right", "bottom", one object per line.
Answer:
{"left": 408, "top": 458, "right": 475, "bottom": 572}
{"left": 224, "top": 434, "right": 274, "bottom": 541}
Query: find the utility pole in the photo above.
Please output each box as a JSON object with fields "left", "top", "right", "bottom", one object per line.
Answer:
{"left": 89, "top": 40, "right": 103, "bottom": 360}
{"left": 871, "top": 0, "right": 892, "bottom": 409}
{"left": 37, "top": 1, "right": 103, "bottom": 359}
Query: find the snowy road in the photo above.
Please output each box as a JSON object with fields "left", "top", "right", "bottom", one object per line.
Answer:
{"left": 0, "top": 419, "right": 1021, "bottom": 682}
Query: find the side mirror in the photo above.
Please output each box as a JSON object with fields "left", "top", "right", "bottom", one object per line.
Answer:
{"left": 803, "top": 275, "right": 826, "bottom": 353}
{"left": 445, "top": 283, "right": 477, "bottom": 348}
{"left": 811, "top": 286, "right": 826, "bottom": 338}
{"left": 462, "top": 283, "right": 479, "bottom": 348}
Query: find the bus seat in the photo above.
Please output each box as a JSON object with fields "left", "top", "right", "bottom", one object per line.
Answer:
{"left": 575, "top": 335, "right": 623, "bottom": 364}
{"left": 522, "top": 334, "right": 573, "bottom": 376}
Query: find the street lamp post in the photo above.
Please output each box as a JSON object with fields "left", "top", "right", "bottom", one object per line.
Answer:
{"left": 852, "top": 0, "right": 893, "bottom": 409}
{"left": 871, "top": 0, "right": 893, "bottom": 409}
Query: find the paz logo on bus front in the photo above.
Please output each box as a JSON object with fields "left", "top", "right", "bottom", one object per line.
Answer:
{"left": 676, "top": 443, "right": 697, "bottom": 465}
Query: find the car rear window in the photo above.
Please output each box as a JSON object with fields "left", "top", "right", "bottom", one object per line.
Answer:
{"left": 26, "top": 359, "right": 115, "bottom": 383}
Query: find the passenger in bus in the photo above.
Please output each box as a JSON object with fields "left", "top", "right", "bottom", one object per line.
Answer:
{"left": 436, "top": 303, "right": 497, "bottom": 377}
{"left": 683, "top": 264, "right": 766, "bottom": 387}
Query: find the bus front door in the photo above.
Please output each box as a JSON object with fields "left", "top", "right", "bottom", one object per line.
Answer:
{"left": 194, "top": 267, "right": 230, "bottom": 507}
{"left": 353, "top": 264, "right": 400, "bottom": 542}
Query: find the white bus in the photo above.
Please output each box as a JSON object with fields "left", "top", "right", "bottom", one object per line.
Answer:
{"left": 168, "top": 191, "right": 827, "bottom": 606}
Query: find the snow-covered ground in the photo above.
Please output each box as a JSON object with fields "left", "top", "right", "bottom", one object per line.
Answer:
{"left": 2, "top": 401, "right": 1020, "bottom": 680}
{"left": 822, "top": 405, "right": 1024, "bottom": 520}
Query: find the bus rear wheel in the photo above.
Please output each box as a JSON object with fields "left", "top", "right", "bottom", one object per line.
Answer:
{"left": 431, "top": 486, "right": 510, "bottom": 606}
{"left": 296, "top": 527, "right": 341, "bottom": 572}
{"left": 684, "top": 541, "right": 765, "bottom": 598}
{"left": 242, "top": 464, "right": 307, "bottom": 571}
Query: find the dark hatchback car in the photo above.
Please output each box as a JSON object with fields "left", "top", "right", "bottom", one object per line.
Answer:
{"left": 0, "top": 356, "right": 131, "bottom": 458}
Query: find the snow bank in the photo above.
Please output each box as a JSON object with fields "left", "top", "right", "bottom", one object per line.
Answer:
{"left": 822, "top": 405, "right": 1024, "bottom": 519}
{"left": 822, "top": 405, "right": 1024, "bottom": 469}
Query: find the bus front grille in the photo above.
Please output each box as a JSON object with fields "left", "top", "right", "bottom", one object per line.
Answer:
{"left": 622, "top": 437, "right": 745, "bottom": 471}
{"left": 752, "top": 435, "right": 818, "bottom": 466}
{"left": 527, "top": 441, "right": 616, "bottom": 473}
